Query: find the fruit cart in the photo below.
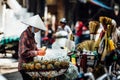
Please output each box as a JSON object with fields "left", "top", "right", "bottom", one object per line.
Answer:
{"left": 21, "top": 49, "right": 75, "bottom": 80}
{"left": 22, "top": 60, "right": 69, "bottom": 79}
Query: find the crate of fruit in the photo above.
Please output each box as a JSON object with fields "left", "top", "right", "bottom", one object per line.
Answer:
{"left": 22, "top": 60, "right": 69, "bottom": 77}
{"left": 23, "top": 49, "right": 71, "bottom": 77}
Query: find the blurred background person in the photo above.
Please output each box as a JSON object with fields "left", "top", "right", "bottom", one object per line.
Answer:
{"left": 57, "top": 18, "right": 72, "bottom": 38}
{"left": 43, "top": 22, "right": 54, "bottom": 48}
{"left": 74, "top": 21, "right": 89, "bottom": 45}
{"left": 75, "top": 21, "right": 84, "bottom": 45}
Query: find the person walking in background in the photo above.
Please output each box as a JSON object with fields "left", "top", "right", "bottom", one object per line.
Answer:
{"left": 18, "top": 15, "right": 46, "bottom": 80}
{"left": 43, "top": 23, "right": 54, "bottom": 48}
{"left": 57, "top": 18, "right": 72, "bottom": 38}
{"left": 75, "top": 21, "right": 84, "bottom": 45}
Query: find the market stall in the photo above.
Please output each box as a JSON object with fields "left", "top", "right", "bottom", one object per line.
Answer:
{"left": 75, "top": 16, "right": 120, "bottom": 79}
{"left": 21, "top": 48, "right": 78, "bottom": 79}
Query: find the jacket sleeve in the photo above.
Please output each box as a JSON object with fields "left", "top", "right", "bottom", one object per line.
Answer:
{"left": 19, "top": 33, "right": 37, "bottom": 60}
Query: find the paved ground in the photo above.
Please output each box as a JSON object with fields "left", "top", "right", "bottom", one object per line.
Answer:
{"left": 0, "top": 54, "right": 23, "bottom": 80}
{"left": 3, "top": 71, "right": 22, "bottom": 80}
{"left": 0, "top": 54, "right": 18, "bottom": 74}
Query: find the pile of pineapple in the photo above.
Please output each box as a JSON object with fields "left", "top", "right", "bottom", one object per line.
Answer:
{"left": 22, "top": 60, "right": 69, "bottom": 71}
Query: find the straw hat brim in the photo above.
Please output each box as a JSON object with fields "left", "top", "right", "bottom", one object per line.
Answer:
{"left": 22, "top": 15, "right": 47, "bottom": 31}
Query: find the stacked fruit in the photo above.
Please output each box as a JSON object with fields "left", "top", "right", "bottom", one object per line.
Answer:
{"left": 22, "top": 60, "right": 69, "bottom": 71}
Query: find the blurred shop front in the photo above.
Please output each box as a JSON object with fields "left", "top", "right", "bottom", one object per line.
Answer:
{"left": 13, "top": 0, "right": 120, "bottom": 26}
{"left": 16, "top": 0, "right": 76, "bottom": 29}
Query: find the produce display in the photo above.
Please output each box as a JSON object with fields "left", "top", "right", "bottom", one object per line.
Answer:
{"left": 22, "top": 60, "right": 69, "bottom": 71}
{"left": 20, "top": 16, "right": 117, "bottom": 79}
{"left": 22, "top": 49, "right": 70, "bottom": 78}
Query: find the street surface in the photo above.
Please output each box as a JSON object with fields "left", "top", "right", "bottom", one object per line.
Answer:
{"left": 0, "top": 54, "right": 22, "bottom": 80}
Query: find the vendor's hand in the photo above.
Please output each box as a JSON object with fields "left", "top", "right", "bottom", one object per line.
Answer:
{"left": 37, "top": 50, "right": 46, "bottom": 56}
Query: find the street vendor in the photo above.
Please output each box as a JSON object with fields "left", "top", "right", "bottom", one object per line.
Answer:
{"left": 18, "top": 15, "right": 46, "bottom": 80}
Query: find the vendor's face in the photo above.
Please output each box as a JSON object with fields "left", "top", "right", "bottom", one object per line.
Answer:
{"left": 34, "top": 28, "right": 40, "bottom": 33}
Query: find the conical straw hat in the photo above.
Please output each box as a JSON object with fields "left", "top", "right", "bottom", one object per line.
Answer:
{"left": 22, "top": 15, "right": 46, "bottom": 31}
